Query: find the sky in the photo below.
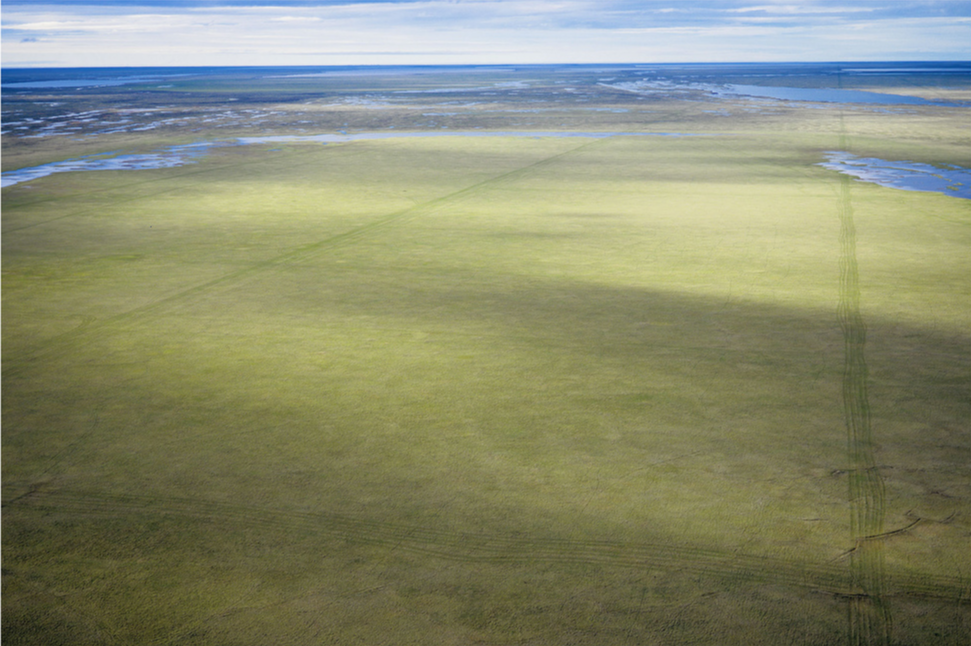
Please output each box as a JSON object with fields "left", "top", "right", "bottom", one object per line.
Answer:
{"left": 2, "top": 0, "right": 969, "bottom": 68}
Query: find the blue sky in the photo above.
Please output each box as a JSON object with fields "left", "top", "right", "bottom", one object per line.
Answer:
{"left": 3, "top": 1, "right": 969, "bottom": 67}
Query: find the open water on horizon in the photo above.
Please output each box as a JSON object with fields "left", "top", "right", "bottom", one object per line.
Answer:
{"left": 715, "top": 84, "right": 964, "bottom": 107}
{"left": 4, "top": 63, "right": 969, "bottom": 196}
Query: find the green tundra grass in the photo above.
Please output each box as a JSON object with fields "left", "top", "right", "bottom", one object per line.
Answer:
{"left": 3, "top": 68, "right": 970, "bottom": 645}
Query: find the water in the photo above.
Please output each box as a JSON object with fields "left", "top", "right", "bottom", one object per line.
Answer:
{"left": 2, "top": 75, "right": 186, "bottom": 89}
{"left": 4, "top": 78, "right": 157, "bottom": 89}
{"left": 0, "top": 143, "right": 221, "bottom": 188}
{"left": 819, "top": 152, "right": 971, "bottom": 199}
{"left": 602, "top": 80, "right": 967, "bottom": 108}
{"left": 717, "top": 84, "right": 964, "bottom": 107}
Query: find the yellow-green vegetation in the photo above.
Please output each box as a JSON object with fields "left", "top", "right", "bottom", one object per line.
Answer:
{"left": 3, "top": 67, "right": 969, "bottom": 645}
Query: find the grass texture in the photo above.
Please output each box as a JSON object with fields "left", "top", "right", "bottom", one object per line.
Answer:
{"left": 3, "top": 70, "right": 970, "bottom": 645}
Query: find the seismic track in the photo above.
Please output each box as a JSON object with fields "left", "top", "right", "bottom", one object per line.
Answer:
{"left": 1, "top": 137, "right": 602, "bottom": 378}
{"left": 2, "top": 140, "right": 373, "bottom": 231}
{"left": 6, "top": 487, "right": 968, "bottom": 603}
{"left": 836, "top": 153, "right": 892, "bottom": 643}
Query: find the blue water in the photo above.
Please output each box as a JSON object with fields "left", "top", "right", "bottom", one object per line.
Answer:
{"left": 819, "top": 152, "right": 971, "bottom": 199}
{"left": 717, "top": 84, "right": 963, "bottom": 107}
{"left": 0, "top": 143, "right": 221, "bottom": 188}
{"left": 2, "top": 76, "right": 173, "bottom": 89}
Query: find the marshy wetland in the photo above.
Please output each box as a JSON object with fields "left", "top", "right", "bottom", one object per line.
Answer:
{"left": 2, "top": 63, "right": 969, "bottom": 645}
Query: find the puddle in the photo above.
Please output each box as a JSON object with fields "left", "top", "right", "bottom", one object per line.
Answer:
{"left": 819, "top": 152, "right": 971, "bottom": 199}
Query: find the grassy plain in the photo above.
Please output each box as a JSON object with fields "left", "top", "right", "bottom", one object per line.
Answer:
{"left": 3, "top": 65, "right": 970, "bottom": 645}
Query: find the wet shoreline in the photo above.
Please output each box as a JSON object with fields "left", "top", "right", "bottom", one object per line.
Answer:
{"left": 818, "top": 152, "right": 971, "bottom": 199}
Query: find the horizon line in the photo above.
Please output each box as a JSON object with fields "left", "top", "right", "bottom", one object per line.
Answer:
{"left": 5, "top": 60, "right": 971, "bottom": 71}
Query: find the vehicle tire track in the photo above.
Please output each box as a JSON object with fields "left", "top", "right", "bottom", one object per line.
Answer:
{"left": 2, "top": 137, "right": 603, "bottom": 378}
{"left": 7, "top": 487, "right": 968, "bottom": 603}
{"left": 836, "top": 119, "right": 892, "bottom": 645}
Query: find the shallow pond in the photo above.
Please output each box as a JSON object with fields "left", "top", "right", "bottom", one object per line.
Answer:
{"left": 0, "top": 143, "right": 220, "bottom": 188}
{"left": 819, "top": 152, "right": 971, "bottom": 199}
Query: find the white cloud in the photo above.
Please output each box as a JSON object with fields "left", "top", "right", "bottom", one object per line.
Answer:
{"left": 269, "top": 16, "right": 322, "bottom": 22}
{"left": 12, "top": 15, "right": 187, "bottom": 33}
{"left": 1, "top": 1, "right": 968, "bottom": 67}
{"left": 728, "top": 4, "right": 876, "bottom": 14}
